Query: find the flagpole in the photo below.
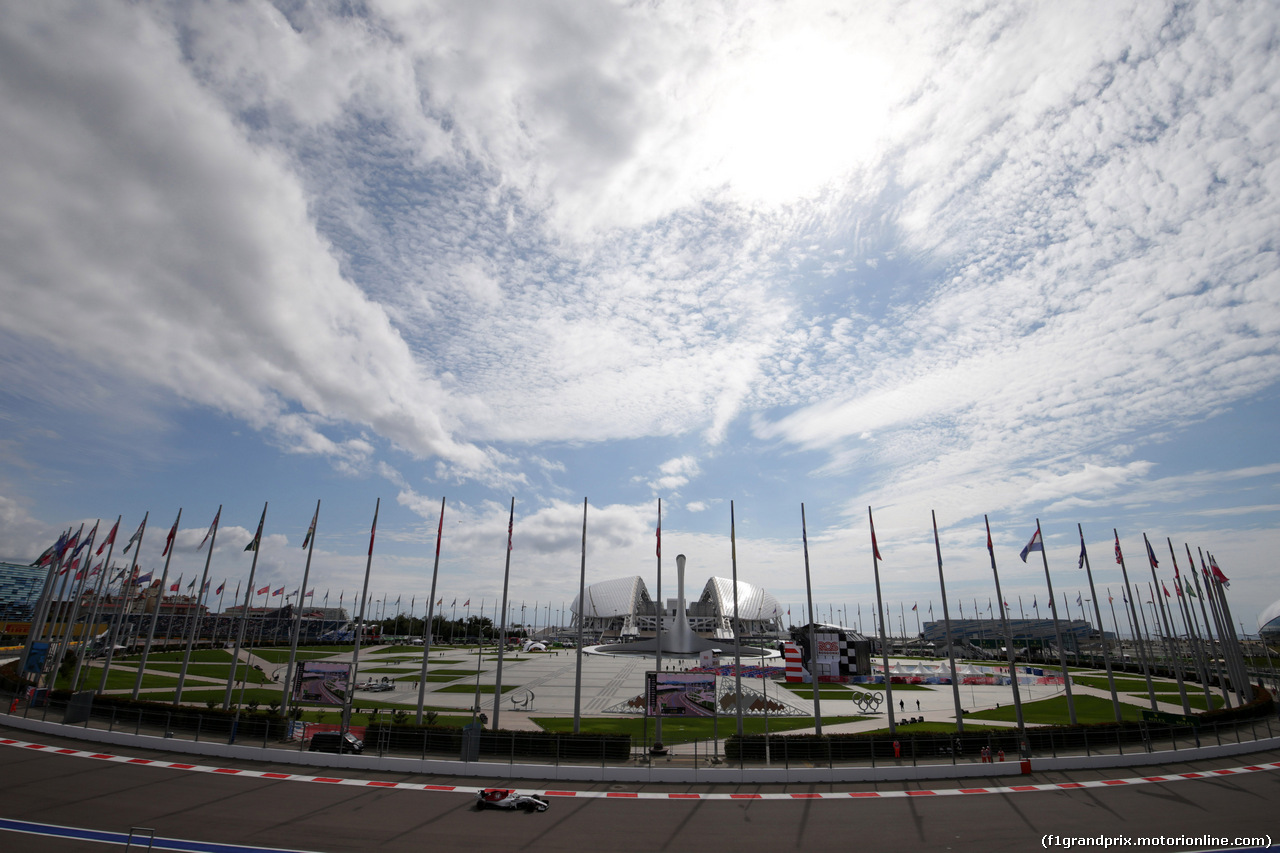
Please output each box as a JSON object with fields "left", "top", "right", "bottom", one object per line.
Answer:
{"left": 177, "top": 506, "right": 221, "bottom": 705}
{"left": 1188, "top": 544, "right": 1230, "bottom": 707}
{"left": 801, "top": 504, "right": 823, "bottom": 736}
{"left": 1135, "top": 581, "right": 1158, "bottom": 698}
{"left": 16, "top": 530, "right": 69, "bottom": 682}
{"left": 225, "top": 503, "right": 267, "bottom": 711}
{"left": 1114, "top": 531, "right": 1157, "bottom": 710}
{"left": 932, "top": 511, "right": 964, "bottom": 733}
{"left": 45, "top": 525, "right": 83, "bottom": 652}
{"left": 1167, "top": 538, "right": 1213, "bottom": 710}
{"left": 1206, "top": 551, "right": 1252, "bottom": 704}
{"left": 1215, "top": 552, "right": 1254, "bottom": 704}
{"left": 50, "top": 523, "right": 99, "bottom": 686}
{"left": 1032, "top": 520, "right": 1077, "bottom": 724}
{"left": 133, "top": 509, "right": 181, "bottom": 700}
{"left": 870, "top": 507, "right": 890, "bottom": 732}
{"left": 653, "top": 498, "right": 663, "bottom": 750}
{"left": 492, "top": 498, "right": 515, "bottom": 732}
{"left": 341, "top": 499, "right": 379, "bottom": 733}
{"left": 1197, "top": 549, "right": 1234, "bottom": 704}
{"left": 985, "top": 515, "right": 1025, "bottom": 740}
{"left": 1078, "top": 525, "right": 1121, "bottom": 723}
{"left": 572, "top": 497, "right": 587, "bottom": 734}
{"left": 281, "top": 500, "right": 320, "bottom": 719}
{"left": 416, "top": 497, "right": 446, "bottom": 724}
{"left": 72, "top": 516, "right": 121, "bottom": 692}
{"left": 1106, "top": 588, "right": 1124, "bottom": 664}
{"left": 730, "top": 501, "right": 744, "bottom": 738}
{"left": 1144, "top": 533, "right": 1191, "bottom": 714}
{"left": 50, "top": 524, "right": 97, "bottom": 681}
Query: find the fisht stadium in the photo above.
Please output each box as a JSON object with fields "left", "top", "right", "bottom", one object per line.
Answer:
{"left": 569, "top": 575, "right": 784, "bottom": 642}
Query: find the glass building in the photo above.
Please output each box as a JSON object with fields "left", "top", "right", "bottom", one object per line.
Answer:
{"left": 0, "top": 561, "right": 47, "bottom": 622}
{"left": 1259, "top": 599, "right": 1280, "bottom": 646}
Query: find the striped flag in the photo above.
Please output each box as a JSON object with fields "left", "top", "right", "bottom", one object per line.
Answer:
{"left": 198, "top": 508, "right": 220, "bottom": 551}
{"left": 302, "top": 503, "right": 318, "bottom": 550}
{"left": 245, "top": 504, "right": 266, "bottom": 552}
{"left": 123, "top": 516, "right": 147, "bottom": 555}
{"left": 1019, "top": 526, "right": 1043, "bottom": 562}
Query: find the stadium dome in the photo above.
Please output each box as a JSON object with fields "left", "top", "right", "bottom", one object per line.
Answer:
{"left": 695, "top": 577, "right": 784, "bottom": 638}
{"left": 1258, "top": 598, "right": 1280, "bottom": 644}
{"left": 571, "top": 574, "right": 783, "bottom": 642}
{"left": 570, "top": 576, "right": 653, "bottom": 639}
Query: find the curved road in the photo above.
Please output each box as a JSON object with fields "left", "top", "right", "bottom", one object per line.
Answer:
{"left": 1, "top": 724, "right": 1277, "bottom": 852}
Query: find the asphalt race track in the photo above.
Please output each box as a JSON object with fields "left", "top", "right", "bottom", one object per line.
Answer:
{"left": 1, "top": 724, "right": 1277, "bottom": 853}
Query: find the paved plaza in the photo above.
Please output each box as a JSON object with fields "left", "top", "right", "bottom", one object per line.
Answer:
{"left": 205, "top": 645, "right": 1207, "bottom": 734}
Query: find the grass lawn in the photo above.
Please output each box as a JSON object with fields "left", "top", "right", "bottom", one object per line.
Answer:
{"left": 1144, "top": 692, "right": 1223, "bottom": 711}
{"left": 434, "top": 684, "right": 518, "bottom": 694}
{"left": 411, "top": 668, "right": 484, "bottom": 676}
{"left": 1073, "top": 675, "right": 1169, "bottom": 692}
{"left": 532, "top": 714, "right": 869, "bottom": 743}
{"left": 164, "top": 688, "right": 286, "bottom": 706}
{"left": 55, "top": 667, "right": 180, "bottom": 691}
{"left": 967, "top": 693, "right": 1148, "bottom": 724}
{"left": 143, "top": 663, "right": 272, "bottom": 684}
{"left": 299, "top": 709, "right": 471, "bottom": 726}
{"left": 862, "top": 722, "right": 1012, "bottom": 735}
{"left": 138, "top": 649, "right": 234, "bottom": 663}
{"left": 393, "top": 673, "right": 460, "bottom": 682}
{"left": 296, "top": 645, "right": 357, "bottom": 654}
{"left": 780, "top": 685, "right": 860, "bottom": 699}
{"left": 862, "top": 682, "right": 932, "bottom": 691}
{"left": 249, "top": 649, "right": 337, "bottom": 664}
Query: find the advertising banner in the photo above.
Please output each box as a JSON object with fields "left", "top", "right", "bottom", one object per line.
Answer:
{"left": 291, "top": 660, "right": 352, "bottom": 706}
{"left": 23, "top": 641, "right": 50, "bottom": 675}
{"left": 645, "top": 671, "right": 717, "bottom": 717}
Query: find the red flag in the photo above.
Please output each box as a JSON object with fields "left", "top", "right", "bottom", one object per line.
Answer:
{"left": 656, "top": 523, "right": 661, "bottom": 558}
{"left": 507, "top": 513, "right": 513, "bottom": 552}
{"left": 869, "top": 510, "right": 883, "bottom": 561}
{"left": 256, "top": 585, "right": 269, "bottom": 595}
{"left": 368, "top": 506, "right": 378, "bottom": 557}
{"left": 1114, "top": 533, "right": 1123, "bottom": 564}
{"left": 435, "top": 504, "right": 445, "bottom": 559}
{"left": 1162, "top": 582, "right": 1171, "bottom": 598}
{"left": 162, "top": 513, "right": 179, "bottom": 557}
{"left": 97, "top": 519, "right": 119, "bottom": 555}
{"left": 1208, "top": 557, "right": 1230, "bottom": 588}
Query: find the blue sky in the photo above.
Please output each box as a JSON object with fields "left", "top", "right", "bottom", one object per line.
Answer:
{"left": 1, "top": 1, "right": 1278, "bottom": 635}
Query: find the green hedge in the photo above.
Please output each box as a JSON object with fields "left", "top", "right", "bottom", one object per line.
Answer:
{"left": 363, "top": 722, "right": 630, "bottom": 760}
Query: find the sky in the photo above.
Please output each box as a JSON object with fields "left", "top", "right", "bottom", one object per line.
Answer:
{"left": 1, "top": 1, "right": 1278, "bottom": 636}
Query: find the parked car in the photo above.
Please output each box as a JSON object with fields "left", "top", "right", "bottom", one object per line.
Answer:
{"left": 308, "top": 731, "right": 364, "bottom": 754}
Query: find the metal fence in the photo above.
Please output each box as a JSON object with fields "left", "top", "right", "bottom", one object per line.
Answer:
{"left": 3, "top": 684, "right": 1277, "bottom": 773}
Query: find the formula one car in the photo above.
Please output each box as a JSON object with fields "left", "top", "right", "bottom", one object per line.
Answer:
{"left": 476, "top": 788, "right": 550, "bottom": 812}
